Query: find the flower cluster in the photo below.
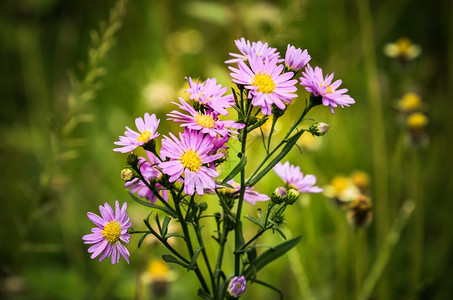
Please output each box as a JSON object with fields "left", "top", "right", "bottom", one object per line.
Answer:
{"left": 82, "top": 38, "right": 355, "bottom": 300}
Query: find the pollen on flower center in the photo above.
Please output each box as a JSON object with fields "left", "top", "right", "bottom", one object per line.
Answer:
{"left": 137, "top": 130, "right": 152, "bottom": 143}
{"left": 181, "top": 149, "right": 202, "bottom": 172}
{"left": 320, "top": 83, "right": 334, "bottom": 94}
{"left": 252, "top": 71, "right": 276, "bottom": 94}
{"left": 101, "top": 221, "right": 122, "bottom": 243}
{"left": 195, "top": 113, "right": 216, "bottom": 128}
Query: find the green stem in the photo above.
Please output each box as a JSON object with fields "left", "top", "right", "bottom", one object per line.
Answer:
{"left": 173, "top": 192, "right": 210, "bottom": 295}
{"left": 194, "top": 222, "right": 216, "bottom": 299}
{"left": 266, "top": 116, "right": 278, "bottom": 154}
{"left": 247, "top": 102, "right": 314, "bottom": 185}
{"left": 129, "top": 228, "right": 189, "bottom": 264}
{"left": 234, "top": 89, "right": 250, "bottom": 276}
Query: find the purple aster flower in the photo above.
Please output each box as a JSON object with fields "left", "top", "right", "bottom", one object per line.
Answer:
{"left": 225, "top": 38, "right": 280, "bottom": 64}
{"left": 229, "top": 55, "right": 298, "bottom": 115}
{"left": 185, "top": 77, "right": 235, "bottom": 116}
{"left": 273, "top": 161, "right": 323, "bottom": 193}
{"left": 299, "top": 65, "right": 355, "bottom": 114}
{"left": 82, "top": 201, "right": 132, "bottom": 264}
{"left": 167, "top": 98, "right": 244, "bottom": 138}
{"left": 159, "top": 129, "right": 223, "bottom": 196}
{"left": 125, "top": 152, "right": 168, "bottom": 204}
{"left": 285, "top": 44, "right": 311, "bottom": 72}
{"left": 114, "top": 113, "right": 160, "bottom": 153}
{"left": 227, "top": 275, "right": 247, "bottom": 298}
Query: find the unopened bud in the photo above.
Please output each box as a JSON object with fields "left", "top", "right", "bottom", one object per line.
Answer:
{"left": 271, "top": 187, "right": 287, "bottom": 204}
{"left": 308, "top": 122, "right": 330, "bottom": 136}
{"left": 121, "top": 168, "right": 136, "bottom": 181}
{"left": 199, "top": 201, "right": 208, "bottom": 212}
{"left": 127, "top": 153, "right": 139, "bottom": 168}
{"left": 215, "top": 148, "right": 229, "bottom": 163}
{"left": 286, "top": 188, "right": 300, "bottom": 204}
{"left": 227, "top": 276, "right": 247, "bottom": 298}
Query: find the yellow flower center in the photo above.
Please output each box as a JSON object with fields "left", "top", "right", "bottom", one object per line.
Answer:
{"left": 181, "top": 149, "right": 202, "bottom": 172}
{"left": 321, "top": 83, "right": 334, "bottom": 94}
{"left": 137, "top": 130, "right": 152, "bottom": 143}
{"left": 407, "top": 112, "right": 428, "bottom": 130}
{"left": 252, "top": 71, "right": 276, "bottom": 94}
{"left": 101, "top": 221, "right": 122, "bottom": 243}
{"left": 195, "top": 113, "right": 216, "bottom": 128}
{"left": 396, "top": 38, "right": 413, "bottom": 55}
{"left": 397, "top": 93, "right": 422, "bottom": 112}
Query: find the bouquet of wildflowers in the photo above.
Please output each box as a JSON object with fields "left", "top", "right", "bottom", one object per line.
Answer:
{"left": 82, "top": 38, "right": 354, "bottom": 299}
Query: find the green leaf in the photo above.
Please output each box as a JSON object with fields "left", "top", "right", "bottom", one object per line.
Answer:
{"left": 197, "top": 288, "right": 212, "bottom": 300}
{"left": 161, "top": 216, "right": 171, "bottom": 236}
{"left": 273, "top": 227, "right": 287, "bottom": 240}
{"left": 162, "top": 254, "right": 188, "bottom": 268}
{"left": 246, "top": 246, "right": 257, "bottom": 263}
{"left": 128, "top": 193, "right": 176, "bottom": 218}
{"left": 243, "top": 236, "right": 302, "bottom": 278}
{"left": 247, "top": 130, "right": 305, "bottom": 187}
{"left": 244, "top": 215, "right": 264, "bottom": 229}
{"left": 187, "top": 247, "right": 202, "bottom": 271}
{"left": 163, "top": 232, "right": 185, "bottom": 240}
{"left": 138, "top": 233, "right": 150, "bottom": 248}
{"left": 222, "top": 154, "right": 247, "bottom": 184}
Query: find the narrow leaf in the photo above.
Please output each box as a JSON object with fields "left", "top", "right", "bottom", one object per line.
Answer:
{"left": 247, "top": 130, "right": 304, "bottom": 187}
{"left": 163, "top": 232, "right": 185, "bottom": 240}
{"left": 197, "top": 288, "right": 212, "bottom": 300}
{"left": 243, "top": 236, "right": 302, "bottom": 278}
{"left": 161, "top": 216, "right": 171, "bottom": 236}
{"left": 162, "top": 254, "right": 188, "bottom": 268}
{"left": 129, "top": 193, "right": 176, "bottom": 218}
{"left": 273, "top": 227, "right": 287, "bottom": 240}
{"left": 244, "top": 215, "right": 264, "bottom": 229}
{"left": 222, "top": 155, "right": 247, "bottom": 184}
{"left": 188, "top": 247, "right": 202, "bottom": 271}
{"left": 138, "top": 233, "right": 150, "bottom": 248}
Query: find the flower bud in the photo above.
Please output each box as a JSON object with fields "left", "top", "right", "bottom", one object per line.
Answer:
{"left": 308, "top": 122, "right": 330, "bottom": 136}
{"left": 121, "top": 168, "right": 136, "bottom": 181}
{"left": 199, "top": 201, "right": 208, "bottom": 212}
{"left": 227, "top": 276, "right": 247, "bottom": 298}
{"left": 127, "top": 153, "right": 139, "bottom": 168}
{"left": 215, "top": 148, "right": 229, "bottom": 163}
{"left": 271, "top": 187, "right": 287, "bottom": 204}
{"left": 285, "top": 188, "right": 300, "bottom": 205}
{"left": 406, "top": 112, "right": 428, "bottom": 131}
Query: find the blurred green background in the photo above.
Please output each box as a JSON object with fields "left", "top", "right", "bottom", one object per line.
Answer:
{"left": 1, "top": 0, "right": 452, "bottom": 299}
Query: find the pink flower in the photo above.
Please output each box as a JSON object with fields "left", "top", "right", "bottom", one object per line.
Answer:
{"left": 285, "top": 44, "right": 311, "bottom": 71}
{"left": 82, "top": 201, "right": 132, "bottom": 264}
{"left": 273, "top": 161, "right": 322, "bottom": 193}
{"left": 229, "top": 55, "right": 298, "bottom": 115}
{"left": 114, "top": 113, "right": 160, "bottom": 153}
{"left": 299, "top": 65, "right": 355, "bottom": 114}
{"left": 159, "top": 129, "right": 223, "bottom": 196}
{"left": 125, "top": 152, "right": 168, "bottom": 204}
{"left": 185, "top": 77, "right": 235, "bottom": 116}
{"left": 225, "top": 38, "right": 280, "bottom": 64}
{"left": 167, "top": 98, "right": 244, "bottom": 138}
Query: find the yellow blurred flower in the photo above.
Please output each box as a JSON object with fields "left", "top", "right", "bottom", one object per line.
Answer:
{"left": 346, "top": 194, "right": 373, "bottom": 227}
{"left": 143, "top": 80, "right": 175, "bottom": 111}
{"left": 297, "top": 131, "right": 322, "bottom": 151}
{"left": 384, "top": 37, "right": 421, "bottom": 61}
{"left": 397, "top": 92, "right": 422, "bottom": 113}
{"left": 351, "top": 170, "right": 370, "bottom": 193}
{"left": 406, "top": 112, "right": 428, "bottom": 130}
{"left": 324, "top": 175, "right": 360, "bottom": 203}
